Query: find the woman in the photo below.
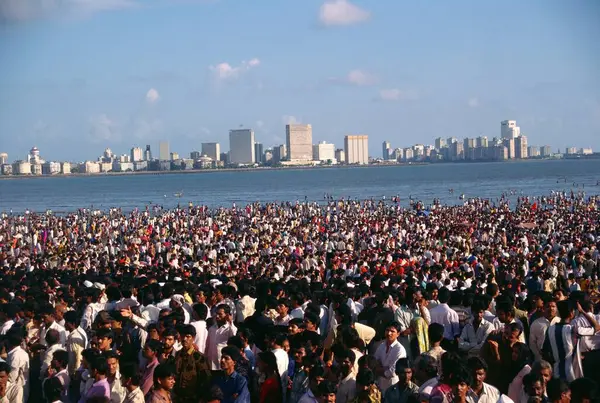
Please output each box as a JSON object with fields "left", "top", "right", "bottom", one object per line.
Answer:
{"left": 257, "top": 351, "right": 283, "bottom": 403}
{"left": 507, "top": 343, "right": 533, "bottom": 402}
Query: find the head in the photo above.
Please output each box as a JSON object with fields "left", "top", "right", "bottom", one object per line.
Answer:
{"left": 355, "top": 369, "right": 376, "bottom": 395}
{"left": 531, "top": 360, "right": 553, "bottom": 385}
{"left": 502, "top": 322, "right": 523, "bottom": 345}
{"left": 337, "top": 348, "right": 356, "bottom": 377}
{"left": 215, "top": 304, "right": 231, "bottom": 326}
{"left": 288, "top": 318, "right": 304, "bottom": 335}
{"left": 143, "top": 339, "right": 163, "bottom": 360}
{"left": 257, "top": 351, "right": 279, "bottom": 378}
{"left": 395, "top": 358, "right": 413, "bottom": 386}
{"left": 104, "top": 351, "right": 120, "bottom": 377}
{"left": 317, "top": 380, "right": 337, "bottom": 403}
{"left": 449, "top": 364, "right": 472, "bottom": 399}
{"left": 546, "top": 378, "right": 570, "bottom": 403}
{"left": 162, "top": 328, "right": 178, "bottom": 350}
{"left": 545, "top": 300, "right": 558, "bottom": 320}
{"left": 557, "top": 300, "right": 575, "bottom": 322}
{"left": 467, "top": 357, "right": 488, "bottom": 389}
{"left": 384, "top": 322, "right": 401, "bottom": 345}
{"left": 0, "top": 362, "right": 10, "bottom": 388}
{"left": 153, "top": 364, "right": 176, "bottom": 391}
{"left": 524, "top": 373, "right": 545, "bottom": 398}
{"left": 179, "top": 324, "right": 196, "bottom": 350}
{"left": 96, "top": 328, "right": 113, "bottom": 351}
{"left": 220, "top": 346, "right": 240, "bottom": 373}
{"left": 51, "top": 349, "right": 69, "bottom": 371}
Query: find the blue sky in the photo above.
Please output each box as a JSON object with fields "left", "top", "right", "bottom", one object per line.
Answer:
{"left": 1, "top": 0, "right": 599, "bottom": 161}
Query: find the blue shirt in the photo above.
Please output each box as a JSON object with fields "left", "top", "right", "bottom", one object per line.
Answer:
{"left": 213, "top": 371, "right": 250, "bottom": 403}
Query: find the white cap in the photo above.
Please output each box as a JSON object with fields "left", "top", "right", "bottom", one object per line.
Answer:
{"left": 83, "top": 280, "right": 93, "bottom": 288}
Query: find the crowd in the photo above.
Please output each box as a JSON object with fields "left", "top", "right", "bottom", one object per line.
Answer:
{"left": 0, "top": 190, "right": 598, "bottom": 403}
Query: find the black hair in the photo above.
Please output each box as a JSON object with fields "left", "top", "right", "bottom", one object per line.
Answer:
{"left": 52, "top": 349, "right": 69, "bottom": 369}
{"left": 428, "top": 323, "right": 445, "bottom": 343}
{"left": 120, "top": 363, "right": 141, "bottom": 386}
{"left": 153, "top": 364, "right": 175, "bottom": 386}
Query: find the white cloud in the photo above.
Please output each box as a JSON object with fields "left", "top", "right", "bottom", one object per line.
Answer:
{"left": 319, "top": 0, "right": 370, "bottom": 27}
{"left": 146, "top": 88, "right": 160, "bottom": 104}
{"left": 346, "top": 69, "right": 377, "bottom": 86}
{"left": 468, "top": 97, "right": 480, "bottom": 108}
{"left": 89, "top": 114, "right": 119, "bottom": 142}
{"left": 377, "top": 88, "right": 419, "bottom": 102}
{"left": 210, "top": 58, "right": 261, "bottom": 81}
{"left": 282, "top": 115, "right": 300, "bottom": 125}
{"left": 133, "top": 118, "right": 163, "bottom": 140}
{"left": 0, "top": 0, "right": 136, "bottom": 21}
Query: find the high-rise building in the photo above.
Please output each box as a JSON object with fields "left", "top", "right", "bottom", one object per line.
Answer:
{"left": 159, "top": 142, "right": 170, "bottom": 161}
{"left": 514, "top": 135, "right": 528, "bottom": 159}
{"left": 476, "top": 136, "right": 488, "bottom": 148}
{"left": 272, "top": 144, "right": 287, "bottom": 163}
{"left": 528, "top": 146, "right": 540, "bottom": 158}
{"left": 382, "top": 141, "right": 391, "bottom": 160}
{"left": 503, "top": 138, "right": 515, "bottom": 159}
{"left": 313, "top": 141, "right": 336, "bottom": 162}
{"left": 254, "top": 142, "right": 264, "bottom": 164}
{"left": 434, "top": 137, "right": 447, "bottom": 150}
{"left": 130, "top": 147, "right": 143, "bottom": 162}
{"left": 229, "top": 129, "right": 255, "bottom": 165}
{"left": 344, "top": 135, "right": 369, "bottom": 164}
{"left": 144, "top": 145, "right": 152, "bottom": 161}
{"left": 286, "top": 124, "right": 313, "bottom": 161}
{"left": 541, "top": 145, "right": 552, "bottom": 157}
{"left": 201, "top": 143, "right": 220, "bottom": 161}
{"left": 403, "top": 148, "right": 414, "bottom": 161}
{"left": 0, "top": 153, "right": 7, "bottom": 165}
{"left": 450, "top": 141, "right": 464, "bottom": 160}
{"left": 190, "top": 151, "right": 201, "bottom": 160}
{"left": 335, "top": 149, "right": 345, "bottom": 163}
{"left": 501, "top": 120, "right": 520, "bottom": 139}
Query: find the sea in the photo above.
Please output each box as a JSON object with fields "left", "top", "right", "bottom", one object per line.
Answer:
{"left": 1, "top": 159, "right": 599, "bottom": 213}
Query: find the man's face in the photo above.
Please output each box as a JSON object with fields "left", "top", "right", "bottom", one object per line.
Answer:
{"left": 149, "top": 329, "right": 160, "bottom": 340}
{"left": 0, "top": 371, "right": 8, "bottom": 387}
{"left": 385, "top": 326, "right": 399, "bottom": 343}
{"left": 182, "top": 334, "right": 194, "bottom": 350}
{"left": 107, "top": 358, "right": 118, "bottom": 376}
{"left": 143, "top": 346, "right": 156, "bottom": 359}
{"left": 220, "top": 355, "right": 235, "bottom": 372}
{"left": 453, "top": 382, "right": 469, "bottom": 398}
{"left": 546, "top": 302, "right": 558, "bottom": 318}
{"left": 473, "top": 310, "right": 484, "bottom": 323}
{"left": 496, "top": 310, "right": 508, "bottom": 324}
{"left": 42, "top": 314, "right": 53, "bottom": 327}
{"left": 321, "top": 392, "right": 336, "bottom": 403}
{"left": 164, "top": 335, "right": 176, "bottom": 349}
{"left": 294, "top": 348, "right": 306, "bottom": 364}
{"left": 398, "top": 367, "right": 412, "bottom": 385}
{"left": 540, "top": 368, "right": 552, "bottom": 384}
{"left": 304, "top": 319, "right": 316, "bottom": 332}
{"left": 530, "top": 381, "right": 544, "bottom": 397}
{"left": 504, "top": 328, "right": 520, "bottom": 345}
{"left": 474, "top": 369, "right": 486, "bottom": 387}
{"left": 431, "top": 290, "right": 438, "bottom": 301}
{"left": 215, "top": 309, "right": 227, "bottom": 324}
{"left": 98, "top": 336, "right": 112, "bottom": 351}
{"left": 289, "top": 324, "right": 301, "bottom": 335}
{"left": 340, "top": 357, "right": 353, "bottom": 376}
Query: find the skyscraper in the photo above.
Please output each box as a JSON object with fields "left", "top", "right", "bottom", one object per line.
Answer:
{"left": 130, "top": 147, "right": 143, "bottom": 162}
{"left": 382, "top": 141, "right": 391, "bottom": 160}
{"left": 254, "top": 142, "right": 264, "bottom": 164}
{"left": 201, "top": 143, "right": 221, "bottom": 161}
{"left": 286, "top": 124, "right": 313, "bottom": 161}
{"left": 515, "top": 135, "right": 528, "bottom": 159}
{"left": 229, "top": 129, "right": 255, "bottom": 164}
{"left": 344, "top": 135, "right": 369, "bottom": 164}
{"left": 159, "top": 142, "right": 170, "bottom": 161}
{"left": 501, "top": 120, "right": 520, "bottom": 139}
{"left": 144, "top": 145, "right": 152, "bottom": 161}
{"left": 313, "top": 141, "right": 336, "bottom": 162}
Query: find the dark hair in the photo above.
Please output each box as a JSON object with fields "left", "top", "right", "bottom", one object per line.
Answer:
{"left": 221, "top": 346, "right": 241, "bottom": 362}
{"left": 395, "top": 358, "right": 411, "bottom": 374}
{"left": 52, "top": 349, "right": 69, "bottom": 368}
{"left": 570, "top": 377, "right": 598, "bottom": 403}
{"left": 0, "top": 362, "right": 10, "bottom": 374}
{"left": 438, "top": 287, "right": 451, "bottom": 304}
{"left": 304, "top": 311, "right": 321, "bottom": 328}
{"left": 428, "top": 323, "right": 445, "bottom": 343}
{"left": 96, "top": 328, "right": 114, "bottom": 340}
{"left": 145, "top": 339, "right": 163, "bottom": 354}
{"left": 204, "top": 385, "right": 224, "bottom": 402}
{"left": 216, "top": 304, "right": 231, "bottom": 316}
{"left": 193, "top": 303, "right": 208, "bottom": 320}
{"left": 179, "top": 324, "right": 196, "bottom": 337}
{"left": 546, "top": 378, "right": 569, "bottom": 402}
{"left": 557, "top": 300, "right": 575, "bottom": 319}
{"left": 45, "top": 328, "right": 60, "bottom": 345}
{"left": 120, "top": 363, "right": 141, "bottom": 386}
{"left": 356, "top": 369, "right": 376, "bottom": 386}
{"left": 91, "top": 356, "right": 109, "bottom": 375}
{"left": 43, "top": 376, "right": 63, "bottom": 401}
{"left": 103, "top": 350, "right": 119, "bottom": 361}
{"left": 317, "top": 380, "right": 336, "bottom": 397}
{"left": 153, "top": 364, "right": 175, "bottom": 385}
{"left": 449, "top": 364, "right": 472, "bottom": 387}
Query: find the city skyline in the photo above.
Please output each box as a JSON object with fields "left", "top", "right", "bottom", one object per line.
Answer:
{"left": 1, "top": 1, "right": 599, "bottom": 160}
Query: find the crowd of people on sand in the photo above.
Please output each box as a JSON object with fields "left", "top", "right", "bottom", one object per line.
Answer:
{"left": 0, "top": 190, "right": 598, "bottom": 403}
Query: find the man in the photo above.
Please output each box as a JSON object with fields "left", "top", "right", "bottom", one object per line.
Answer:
{"left": 6, "top": 328, "right": 29, "bottom": 403}
{"left": 40, "top": 305, "right": 67, "bottom": 347}
{"left": 160, "top": 327, "right": 180, "bottom": 364}
{"left": 207, "top": 304, "right": 237, "bottom": 370}
{"left": 40, "top": 329, "right": 66, "bottom": 379}
{"left": 275, "top": 298, "right": 293, "bottom": 326}
{"left": 529, "top": 298, "right": 560, "bottom": 361}
{"left": 104, "top": 350, "right": 126, "bottom": 403}
{"left": 573, "top": 300, "right": 600, "bottom": 383}
{"left": 64, "top": 310, "right": 88, "bottom": 377}
{"left": 0, "top": 304, "right": 17, "bottom": 335}
{"left": 492, "top": 299, "right": 526, "bottom": 344}
{"left": 458, "top": 301, "right": 493, "bottom": 357}
{"left": 336, "top": 349, "right": 357, "bottom": 403}
{"left": 543, "top": 300, "right": 600, "bottom": 382}
{"left": 299, "top": 366, "right": 326, "bottom": 403}
{"left": 120, "top": 363, "right": 145, "bottom": 403}
{"left": 429, "top": 288, "right": 460, "bottom": 350}
{"left": 140, "top": 339, "right": 162, "bottom": 396}
{"left": 45, "top": 349, "right": 70, "bottom": 402}
{"left": 481, "top": 322, "right": 523, "bottom": 393}
{"left": 78, "top": 357, "right": 110, "bottom": 403}
{"left": 382, "top": 358, "right": 419, "bottom": 403}
{"left": 213, "top": 346, "right": 250, "bottom": 403}
{"left": 374, "top": 322, "right": 407, "bottom": 392}
{"left": 174, "top": 324, "right": 212, "bottom": 403}
{"left": 146, "top": 364, "right": 176, "bottom": 403}
{"left": 270, "top": 333, "right": 290, "bottom": 384}
{"left": 191, "top": 303, "right": 209, "bottom": 354}
{"left": 0, "top": 361, "right": 23, "bottom": 403}
{"left": 96, "top": 328, "right": 114, "bottom": 353}
{"left": 467, "top": 357, "right": 500, "bottom": 403}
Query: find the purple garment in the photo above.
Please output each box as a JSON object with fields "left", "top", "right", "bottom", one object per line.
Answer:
{"left": 79, "top": 378, "right": 110, "bottom": 403}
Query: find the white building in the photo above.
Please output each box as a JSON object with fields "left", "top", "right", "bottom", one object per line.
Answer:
{"left": 514, "top": 135, "right": 528, "bottom": 159}
{"left": 159, "top": 142, "right": 170, "bottom": 161}
{"left": 229, "top": 129, "right": 255, "bottom": 165}
{"left": 580, "top": 148, "right": 593, "bottom": 155}
{"left": 61, "top": 162, "right": 71, "bottom": 174}
{"left": 344, "top": 135, "right": 369, "bottom": 164}
{"left": 286, "top": 124, "right": 313, "bottom": 161}
{"left": 130, "top": 147, "right": 143, "bottom": 162}
{"left": 201, "top": 142, "right": 221, "bottom": 161}
{"left": 80, "top": 161, "right": 100, "bottom": 174}
{"left": 0, "top": 153, "right": 7, "bottom": 165}
{"left": 12, "top": 160, "right": 32, "bottom": 175}
{"left": 42, "top": 161, "right": 61, "bottom": 175}
{"left": 313, "top": 141, "right": 336, "bottom": 163}
{"left": 501, "top": 120, "right": 520, "bottom": 140}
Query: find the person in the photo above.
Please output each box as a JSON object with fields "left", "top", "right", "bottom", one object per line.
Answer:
{"left": 104, "top": 350, "right": 126, "bottom": 403}
{"left": 428, "top": 288, "right": 460, "bottom": 351}
{"left": 458, "top": 301, "right": 493, "bottom": 357}
{"left": 337, "top": 349, "right": 357, "bottom": 403}
{"left": 522, "top": 373, "right": 546, "bottom": 403}
{"left": 299, "top": 365, "right": 326, "bottom": 403}
{"left": 425, "top": 324, "right": 446, "bottom": 375}
{"left": 257, "top": 351, "right": 283, "bottom": 403}
{"left": 140, "top": 339, "right": 162, "bottom": 396}
{"left": 6, "top": 328, "right": 29, "bottom": 403}
{"left": 45, "top": 349, "right": 70, "bottom": 402}
{"left": 543, "top": 300, "right": 600, "bottom": 381}
{"left": 65, "top": 310, "right": 88, "bottom": 378}
{"left": 382, "top": 358, "right": 418, "bottom": 403}
{"left": 289, "top": 347, "right": 310, "bottom": 403}
{"left": 413, "top": 354, "right": 438, "bottom": 400}
{"left": 119, "top": 363, "right": 144, "bottom": 403}
{"left": 173, "top": 324, "right": 212, "bottom": 403}
{"left": 482, "top": 322, "right": 527, "bottom": 393}
{"left": 270, "top": 332, "right": 290, "bottom": 386}
{"left": 207, "top": 305, "right": 238, "bottom": 370}
{"left": 350, "top": 369, "right": 381, "bottom": 403}
{"left": 213, "top": 346, "right": 250, "bottom": 403}
{"left": 146, "top": 364, "right": 176, "bottom": 403}
{"left": 79, "top": 356, "right": 111, "bottom": 403}
{"left": 191, "top": 303, "right": 209, "bottom": 354}
{"left": 40, "top": 305, "right": 67, "bottom": 347}
{"left": 546, "top": 378, "right": 570, "bottom": 403}
{"left": 493, "top": 299, "right": 526, "bottom": 344}
{"left": 529, "top": 299, "right": 560, "bottom": 362}
{"left": 43, "top": 376, "right": 64, "bottom": 403}
{"left": 430, "top": 363, "right": 472, "bottom": 403}
{"left": 0, "top": 361, "right": 23, "bottom": 403}
{"left": 373, "top": 322, "right": 406, "bottom": 392}
{"left": 466, "top": 357, "right": 500, "bottom": 403}
{"left": 41, "top": 329, "right": 66, "bottom": 379}
{"left": 317, "top": 381, "right": 337, "bottom": 403}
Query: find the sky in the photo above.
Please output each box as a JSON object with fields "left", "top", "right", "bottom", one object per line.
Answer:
{"left": 0, "top": 0, "right": 599, "bottom": 162}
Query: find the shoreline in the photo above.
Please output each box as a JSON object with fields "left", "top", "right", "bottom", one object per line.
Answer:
{"left": 0, "top": 158, "right": 584, "bottom": 181}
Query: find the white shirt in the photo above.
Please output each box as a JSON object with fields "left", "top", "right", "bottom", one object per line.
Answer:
{"left": 529, "top": 316, "right": 560, "bottom": 360}
{"left": 573, "top": 313, "right": 600, "bottom": 353}
{"left": 7, "top": 345, "right": 29, "bottom": 403}
{"left": 373, "top": 339, "right": 406, "bottom": 392}
{"left": 40, "top": 321, "right": 67, "bottom": 347}
{"left": 459, "top": 318, "right": 494, "bottom": 356}
{"left": 190, "top": 320, "right": 208, "bottom": 354}
{"left": 272, "top": 347, "right": 289, "bottom": 382}
{"left": 206, "top": 322, "right": 237, "bottom": 370}
{"left": 469, "top": 382, "right": 500, "bottom": 403}
{"left": 492, "top": 317, "right": 526, "bottom": 344}
{"left": 0, "top": 319, "right": 15, "bottom": 335}
{"left": 290, "top": 307, "right": 304, "bottom": 319}
{"left": 40, "top": 344, "right": 65, "bottom": 379}
{"left": 429, "top": 303, "right": 460, "bottom": 339}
